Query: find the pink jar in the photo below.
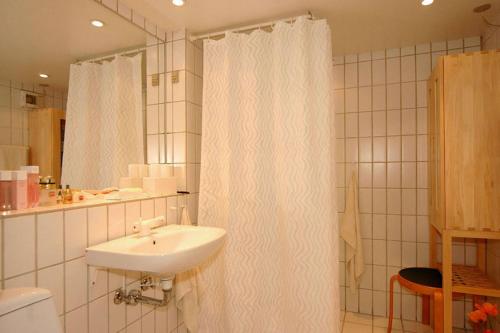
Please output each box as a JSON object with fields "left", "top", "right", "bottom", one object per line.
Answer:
{"left": 0, "top": 170, "right": 13, "bottom": 212}
{"left": 21, "top": 166, "right": 40, "bottom": 208}
{"left": 12, "top": 170, "right": 28, "bottom": 210}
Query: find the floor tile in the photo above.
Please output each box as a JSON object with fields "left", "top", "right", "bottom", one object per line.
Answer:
{"left": 342, "top": 322, "right": 373, "bottom": 333}
{"left": 345, "top": 312, "right": 373, "bottom": 325}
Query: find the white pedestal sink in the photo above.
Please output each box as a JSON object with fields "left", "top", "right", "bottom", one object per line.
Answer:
{"left": 86, "top": 224, "right": 226, "bottom": 275}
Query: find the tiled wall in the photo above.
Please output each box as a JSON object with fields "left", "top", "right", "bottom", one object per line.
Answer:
{"left": 333, "top": 37, "right": 481, "bottom": 328}
{"left": 0, "top": 195, "right": 189, "bottom": 333}
{"left": 0, "top": 79, "right": 66, "bottom": 146}
{"left": 144, "top": 32, "right": 203, "bottom": 224}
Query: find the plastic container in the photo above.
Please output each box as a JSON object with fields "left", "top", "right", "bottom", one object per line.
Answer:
{"left": 0, "top": 170, "right": 13, "bottom": 212}
{"left": 12, "top": 170, "right": 28, "bottom": 210}
{"left": 21, "top": 166, "right": 40, "bottom": 208}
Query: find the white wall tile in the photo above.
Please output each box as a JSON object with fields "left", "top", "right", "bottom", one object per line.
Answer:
{"left": 401, "top": 56, "right": 416, "bottom": 82}
{"left": 125, "top": 201, "right": 141, "bottom": 235}
{"left": 359, "top": 137, "right": 372, "bottom": 162}
{"left": 37, "top": 211, "right": 64, "bottom": 268}
{"left": 345, "top": 88, "right": 358, "bottom": 113}
{"left": 372, "top": 111, "right": 386, "bottom": 136}
{"left": 5, "top": 271, "right": 36, "bottom": 288}
{"left": 108, "top": 203, "right": 125, "bottom": 240}
{"left": 65, "top": 257, "right": 88, "bottom": 312}
{"left": 64, "top": 209, "right": 87, "bottom": 260}
{"left": 4, "top": 215, "right": 35, "bottom": 278}
{"left": 359, "top": 87, "right": 372, "bottom": 112}
{"left": 372, "top": 60, "right": 386, "bottom": 85}
{"left": 65, "top": 305, "right": 88, "bottom": 333}
{"left": 387, "top": 58, "right": 401, "bottom": 83}
{"left": 358, "top": 61, "right": 372, "bottom": 86}
{"left": 387, "top": 84, "right": 401, "bottom": 110}
{"left": 345, "top": 63, "right": 358, "bottom": 88}
{"left": 89, "top": 296, "right": 108, "bottom": 333}
{"left": 88, "top": 206, "right": 107, "bottom": 246}
{"left": 37, "top": 264, "right": 64, "bottom": 315}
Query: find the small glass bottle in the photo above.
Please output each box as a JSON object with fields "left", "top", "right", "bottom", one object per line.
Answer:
{"left": 63, "top": 185, "right": 73, "bottom": 204}
{"left": 21, "top": 166, "right": 40, "bottom": 208}
{"left": 12, "top": 170, "right": 28, "bottom": 210}
{"left": 0, "top": 170, "right": 13, "bottom": 212}
{"left": 57, "top": 185, "right": 63, "bottom": 204}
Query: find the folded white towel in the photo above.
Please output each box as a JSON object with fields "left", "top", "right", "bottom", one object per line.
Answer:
{"left": 175, "top": 207, "right": 202, "bottom": 333}
{"left": 340, "top": 171, "right": 365, "bottom": 293}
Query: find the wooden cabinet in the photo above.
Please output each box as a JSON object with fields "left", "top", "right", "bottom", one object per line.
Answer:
{"left": 28, "top": 108, "right": 66, "bottom": 185}
{"left": 428, "top": 50, "right": 500, "bottom": 332}
{"left": 428, "top": 50, "right": 500, "bottom": 233}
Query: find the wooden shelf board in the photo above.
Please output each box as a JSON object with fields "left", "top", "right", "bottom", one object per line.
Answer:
{"left": 451, "top": 265, "right": 500, "bottom": 298}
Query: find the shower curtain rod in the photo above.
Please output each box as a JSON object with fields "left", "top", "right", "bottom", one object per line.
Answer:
{"left": 73, "top": 45, "right": 146, "bottom": 65}
{"left": 190, "top": 11, "right": 315, "bottom": 42}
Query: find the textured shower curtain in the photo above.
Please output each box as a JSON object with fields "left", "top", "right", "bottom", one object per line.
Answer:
{"left": 198, "top": 17, "right": 339, "bottom": 332}
{"left": 61, "top": 54, "right": 143, "bottom": 189}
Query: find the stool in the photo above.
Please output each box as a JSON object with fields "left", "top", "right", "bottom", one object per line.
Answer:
{"left": 388, "top": 267, "right": 443, "bottom": 333}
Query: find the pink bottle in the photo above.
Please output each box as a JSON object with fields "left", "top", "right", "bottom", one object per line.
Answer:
{"left": 21, "top": 166, "right": 40, "bottom": 208}
{"left": 12, "top": 170, "right": 28, "bottom": 210}
{"left": 0, "top": 170, "right": 13, "bottom": 212}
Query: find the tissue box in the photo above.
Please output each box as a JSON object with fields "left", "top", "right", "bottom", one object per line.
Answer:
{"left": 119, "top": 177, "right": 142, "bottom": 189}
{"left": 142, "top": 177, "right": 177, "bottom": 196}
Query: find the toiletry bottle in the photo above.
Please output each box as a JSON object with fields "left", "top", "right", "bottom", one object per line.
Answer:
{"left": 57, "top": 185, "right": 63, "bottom": 204}
{"left": 0, "top": 170, "right": 13, "bottom": 212}
{"left": 20, "top": 166, "right": 40, "bottom": 207}
{"left": 39, "top": 176, "right": 57, "bottom": 206}
{"left": 63, "top": 185, "right": 73, "bottom": 204}
{"left": 12, "top": 170, "right": 28, "bottom": 210}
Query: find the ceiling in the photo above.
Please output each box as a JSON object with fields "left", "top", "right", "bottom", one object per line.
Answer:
{"left": 0, "top": 0, "right": 148, "bottom": 91}
{"left": 121, "top": 0, "right": 500, "bottom": 55}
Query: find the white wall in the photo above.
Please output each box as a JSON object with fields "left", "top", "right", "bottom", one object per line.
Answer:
{"left": 333, "top": 37, "right": 481, "bottom": 329}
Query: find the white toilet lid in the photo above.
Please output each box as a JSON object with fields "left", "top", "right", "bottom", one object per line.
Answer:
{"left": 0, "top": 288, "right": 52, "bottom": 316}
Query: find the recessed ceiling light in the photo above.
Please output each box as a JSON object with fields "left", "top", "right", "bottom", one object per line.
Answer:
{"left": 172, "top": 0, "right": 185, "bottom": 7}
{"left": 421, "top": 0, "right": 434, "bottom": 6}
{"left": 91, "top": 19, "right": 105, "bottom": 28}
{"left": 39, "top": 73, "right": 49, "bottom": 79}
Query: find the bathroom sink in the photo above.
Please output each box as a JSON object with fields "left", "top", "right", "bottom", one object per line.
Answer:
{"left": 85, "top": 224, "right": 226, "bottom": 275}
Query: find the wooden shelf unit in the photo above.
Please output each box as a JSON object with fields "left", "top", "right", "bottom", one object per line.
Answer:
{"left": 427, "top": 50, "right": 500, "bottom": 332}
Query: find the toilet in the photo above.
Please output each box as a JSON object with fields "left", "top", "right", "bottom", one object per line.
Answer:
{"left": 0, "top": 288, "right": 62, "bottom": 333}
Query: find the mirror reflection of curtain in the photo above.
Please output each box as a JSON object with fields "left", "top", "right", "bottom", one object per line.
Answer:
{"left": 61, "top": 54, "right": 143, "bottom": 189}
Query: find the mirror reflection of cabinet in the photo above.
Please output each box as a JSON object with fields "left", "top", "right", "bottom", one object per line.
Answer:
{"left": 28, "top": 108, "right": 66, "bottom": 185}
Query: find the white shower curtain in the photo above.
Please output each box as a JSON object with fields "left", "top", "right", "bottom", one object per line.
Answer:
{"left": 198, "top": 17, "right": 339, "bottom": 332}
{"left": 61, "top": 54, "right": 143, "bottom": 189}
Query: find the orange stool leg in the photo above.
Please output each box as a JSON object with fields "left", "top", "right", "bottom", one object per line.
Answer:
{"left": 422, "top": 295, "right": 431, "bottom": 325}
{"left": 433, "top": 291, "right": 444, "bottom": 333}
{"left": 387, "top": 275, "right": 398, "bottom": 333}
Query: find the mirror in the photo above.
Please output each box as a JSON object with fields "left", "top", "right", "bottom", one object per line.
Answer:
{"left": 0, "top": 0, "right": 150, "bottom": 188}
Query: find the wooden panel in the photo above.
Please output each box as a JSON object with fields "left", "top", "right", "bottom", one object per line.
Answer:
{"left": 443, "top": 51, "right": 500, "bottom": 231}
{"left": 428, "top": 57, "right": 445, "bottom": 231}
{"left": 28, "top": 108, "right": 65, "bottom": 185}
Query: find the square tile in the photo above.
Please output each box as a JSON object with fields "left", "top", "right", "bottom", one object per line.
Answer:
{"left": 65, "top": 305, "right": 88, "bottom": 333}
{"left": 37, "top": 211, "right": 64, "bottom": 268}
{"left": 65, "top": 257, "right": 88, "bottom": 312}
{"left": 372, "top": 111, "right": 386, "bottom": 136}
{"left": 358, "top": 112, "right": 372, "bottom": 137}
{"left": 108, "top": 203, "right": 125, "bottom": 240}
{"left": 4, "top": 215, "right": 35, "bottom": 278}
{"left": 37, "top": 264, "right": 64, "bottom": 315}
{"left": 88, "top": 206, "right": 107, "bottom": 246}
{"left": 372, "top": 163, "right": 386, "bottom": 188}
{"left": 65, "top": 208, "right": 87, "bottom": 260}
{"left": 89, "top": 296, "right": 108, "bottom": 333}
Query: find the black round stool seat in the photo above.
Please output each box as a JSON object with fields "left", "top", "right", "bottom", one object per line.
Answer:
{"left": 399, "top": 267, "right": 442, "bottom": 288}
